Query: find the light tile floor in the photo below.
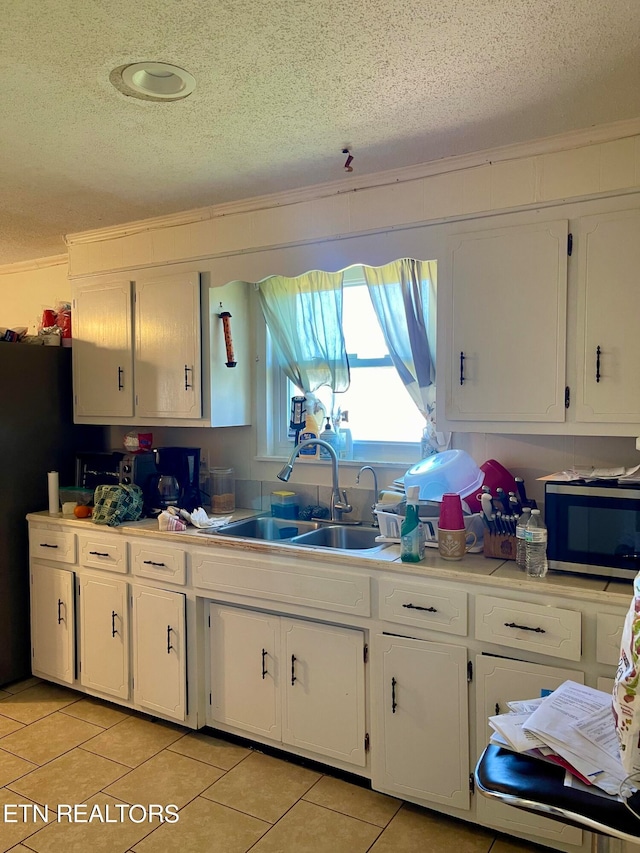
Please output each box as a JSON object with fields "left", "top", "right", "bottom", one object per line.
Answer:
{"left": 0, "top": 679, "right": 548, "bottom": 853}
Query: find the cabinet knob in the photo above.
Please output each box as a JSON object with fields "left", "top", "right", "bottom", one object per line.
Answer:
{"left": 596, "top": 345, "right": 602, "bottom": 383}
{"left": 459, "top": 351, "right": 466, "bottom": 385}
{"left": 261, "top": 648, "right": 268, "bottom": 679}
{"left": 118, "top": 366, "right": 124, "bottom": 391}
{"left": 111, "top": 611, "right": 118, "bottom": 637}
{"left": 291, "top": 654, "right": 297, "bottom": 686}
{"left": 167, "top": 625, "right": 173, "bottom": 654}
{"left": 57, "top": 599, "right": 64, "bottom": 625}
{"left": 391, "top": 677, "right": 397, "bottom": 714}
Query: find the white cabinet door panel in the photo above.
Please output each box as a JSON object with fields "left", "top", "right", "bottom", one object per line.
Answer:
{"left": 132, "top": 584, "right": 186, "bottom": 721}
{"left": 372, "top": 633, "right": 469, "bottom": 810}
{"left": 134, "top": 272, "right": 201, "bottom": 419}
{"left": 475, "top": 654, "right": 583, "bottom": 845}
{"left": 209, "top": 604, "right": 280, "bottom": 739}
{"left": 79, "top": 574, "right": 129, "bottom": 700}
{"left": 446, "top": 220, "right": 568, "bottom": 422}
{"left": 576, "top": 209, "right": 640, "bottom": 421}
{"left": 282, "top": 619, "right": 366, "bottom": 767}
{"left": 31, "top": 564, "right": 75, "bottom": 684}
{"left": 72, "top": 279, "right": 134, "bottom": 418}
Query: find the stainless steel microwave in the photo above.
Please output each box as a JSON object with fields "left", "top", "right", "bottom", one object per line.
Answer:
{"left": 545, "top": 481, "right": 640, "bottom": 579}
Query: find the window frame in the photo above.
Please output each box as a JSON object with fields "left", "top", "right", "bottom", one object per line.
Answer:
{"left": 256, "top": 262, "right": 433, "bottom": 466}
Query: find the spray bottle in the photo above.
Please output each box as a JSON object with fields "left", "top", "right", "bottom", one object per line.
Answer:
{"left": 401, "top": 486, "right": 424, "bottom": 562}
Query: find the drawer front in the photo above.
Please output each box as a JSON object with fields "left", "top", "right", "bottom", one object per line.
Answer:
{"left": 29, "top": 525, "right": 76, "bottom": 564}
{"left": 192, "top": 550, "right": 370, "bottom": 616}
{"left": 475, "top": 595, "right": 581, "bottom": 661}
{"left": 378, "top": 577, "right": 467, "bottom": 636}
{"left": 78, "top": 533, "right": 128, "bottom": 574}
{"left": 596, "top": 612, "right": 625, "bottom": 666}
{"left": 130, "top": 541, "right": 186, "bottom": 586}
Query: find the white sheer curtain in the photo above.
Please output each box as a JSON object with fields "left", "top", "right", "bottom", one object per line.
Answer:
{"left": 361, "top": 259, "right": 448, "bottom": 451}
{"left": 361, "top": 259, "right": 436, "bottom": 415}
{"left": 257, "top": 269, "right": 350, "bottom": 395}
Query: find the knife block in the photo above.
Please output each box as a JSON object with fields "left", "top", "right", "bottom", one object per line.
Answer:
{"left": 483, "top": 532, "right": 517, "bottom": 561}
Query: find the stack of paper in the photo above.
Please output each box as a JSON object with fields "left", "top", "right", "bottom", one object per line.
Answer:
{"left": 488, "top": 681, "right": 626, "bottom": 796}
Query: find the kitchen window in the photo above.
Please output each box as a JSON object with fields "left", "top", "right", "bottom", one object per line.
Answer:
{"left": 260, "top": 260, "right": 437, "bottom": 465}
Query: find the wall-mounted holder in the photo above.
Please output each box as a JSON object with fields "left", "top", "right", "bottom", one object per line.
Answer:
{"left": 218, "top": 308, "right": 237, "bottom": 367}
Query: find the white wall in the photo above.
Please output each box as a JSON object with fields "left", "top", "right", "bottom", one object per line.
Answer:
{"left": 0, "top": 258, "right": 70, "bottom": 334}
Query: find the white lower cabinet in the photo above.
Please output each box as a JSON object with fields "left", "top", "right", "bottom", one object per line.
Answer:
{"left": 475, "top": 654, "right": 584, "bottom": 847}
{"left": 371, "top": 633, "right": 470, "bottom": 810}
{"left": 132, "top": 584, "right": 187, "bottom": 722}
{"left": 209, "top": 603, "right": 367, "bottom": 767}
{"left": 78, "top": 573, "right": 129, "bottom": 700}
{"left": 30, "top": 563, "right": 75, "bottom": 685}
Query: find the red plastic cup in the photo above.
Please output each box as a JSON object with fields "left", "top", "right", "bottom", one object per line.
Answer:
{"left": 439, "top": 493, "right": 465, "bottom": 530}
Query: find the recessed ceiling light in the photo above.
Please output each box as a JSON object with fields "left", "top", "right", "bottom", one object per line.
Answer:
{"left": 110, "top": 62, "right": 196, "bottom": 102}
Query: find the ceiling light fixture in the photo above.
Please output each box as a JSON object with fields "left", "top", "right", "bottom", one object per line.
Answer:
{"left": 110, "top": 62, "right": 196, "bottom": 102}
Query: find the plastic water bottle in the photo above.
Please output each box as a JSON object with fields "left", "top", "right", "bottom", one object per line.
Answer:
{"left": 524, "top": 509, "right": 548, "bottom": 578}
{"left": 515, "top": 507, "right": 531, "bottom": 569}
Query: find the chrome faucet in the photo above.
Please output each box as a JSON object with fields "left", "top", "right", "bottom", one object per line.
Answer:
{"left": 356, "top": 465, "right": 379, "bottom": 526}
{"left": 277, "top": 439, "right": 352, "bottom": 522}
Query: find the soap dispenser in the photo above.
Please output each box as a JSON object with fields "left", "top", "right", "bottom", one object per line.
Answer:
{"left": 319, "top": 417, "right": 340, "bottom": 459}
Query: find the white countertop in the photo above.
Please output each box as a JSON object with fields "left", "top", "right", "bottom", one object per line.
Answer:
{"left": 27, "top": 509, "right": 634, "bottom": 606}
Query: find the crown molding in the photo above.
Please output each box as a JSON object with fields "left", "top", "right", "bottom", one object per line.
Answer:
{"left": 65, "top": 117, "right": 640, "bottom": 248}
{"left": 0, "top": 253, "right": 68, "bottom": 277}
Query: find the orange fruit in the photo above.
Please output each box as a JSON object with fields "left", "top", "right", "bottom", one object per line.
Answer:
{"left": 74, "top": 505, "right": 93, "bottom": 518}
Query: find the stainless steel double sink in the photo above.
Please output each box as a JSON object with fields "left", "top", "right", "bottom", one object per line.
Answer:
{"left": 198, "top": 515, "right": 385, "bottom": 553}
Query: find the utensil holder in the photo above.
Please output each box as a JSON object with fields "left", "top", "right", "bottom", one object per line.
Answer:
{"left": 483, "top": 532, "right": 517, "bottom": 561}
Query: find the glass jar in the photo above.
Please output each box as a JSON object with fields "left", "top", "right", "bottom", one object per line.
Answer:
{"left": 210, "top": 467, "right": 235, "bottom": 513}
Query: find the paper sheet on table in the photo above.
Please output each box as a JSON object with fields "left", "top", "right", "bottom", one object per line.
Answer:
{"left": 523, "top": 681, "right": 626, "bottom": 795}
{"left": 537, "top": 464, "right": 640, "bottom": 482}
{"left": 507, "top": 697, "right": 547, "bottom": 714}
{"left": 489, "top": 712, "right": 546, "bottom": 752}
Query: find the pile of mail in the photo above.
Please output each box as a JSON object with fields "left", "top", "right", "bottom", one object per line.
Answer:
{"left": 489, "top": 681, "right": 626, "bottom": 797}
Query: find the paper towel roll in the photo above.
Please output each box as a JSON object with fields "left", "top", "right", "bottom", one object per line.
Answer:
{"left": 48, "top": 471, "right": 60, "bottom": 515}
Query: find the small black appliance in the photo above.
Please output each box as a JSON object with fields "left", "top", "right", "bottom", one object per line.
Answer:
{"left": 151, "top": 447, "right": 202, "bottom": 511}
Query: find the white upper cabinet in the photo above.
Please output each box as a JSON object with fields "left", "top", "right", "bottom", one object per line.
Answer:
{"left": 72, "top": 279, "right": 134, "bottom": 418}
{"left": 72, "top": 270, "right": 250, "bottom": 427}
{"left": 443, "top": 220, "right": 568, "bottom": 424}
{"left": 575, "top": 209, "right": 640, "bottom": 422}
{"left": 439, "top": 206, "right": 640, "bottom": 434}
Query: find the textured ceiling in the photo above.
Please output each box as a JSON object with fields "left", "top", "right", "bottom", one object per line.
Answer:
{"left": 0, "top": 0, "right": 639, "bottom": 265}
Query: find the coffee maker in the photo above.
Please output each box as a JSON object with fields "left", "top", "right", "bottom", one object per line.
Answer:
{"left": 151, "top": 447, "right": 202, "bottom": 511}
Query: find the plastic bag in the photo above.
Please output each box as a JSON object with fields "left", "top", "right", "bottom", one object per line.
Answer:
{"left": 612, "top": 571, "right": 640, "bottom": 773}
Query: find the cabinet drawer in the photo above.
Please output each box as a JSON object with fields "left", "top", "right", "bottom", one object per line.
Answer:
{"left": 596, "top": 612, "right": 625, "bottom": 666}
{"left": 130, "top": 541, "right": 186, "bottom": 586}
{"left": 378, "top": 577, "right": 467, "bottom": 636}
{"left": 29, "top": 525, "right": 76, "bottom": 564}
{"left": 475, "top": 595, "right": 581, "bottom": 661}
{"left": 78, "top": 533, "right": 128, "bottom": 573}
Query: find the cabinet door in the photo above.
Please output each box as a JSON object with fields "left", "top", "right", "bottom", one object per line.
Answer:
{"left": 209, "top": 604, "right": 281, "bottom": 739}
{"left": 475, "top": 654, "right": 583, "bottom": 845}
{"left": 132, "top": 584, "right": 186, "bottom": 721}
{"left": 371, "top": 633, "right": 469, "bottom": 810}
{"left": 576, "top": 209, "right": 640, "bottom": 422}
{"left": 282, "top": 619, "right": 366, "bottom": 767}
{"left": 445, "top": 220, "right": 568, "bottom": 422}
{"left": 134, "top": 272, "right": 202, "bottom": 419}
{"left": 30, "top": 564, "right": 75, "bottom": 684}
{"left": 72, "top": 279, "right": 134, "bottom": 418}
{"left": 78, "top": 574, "right": 129, "bottom": 700}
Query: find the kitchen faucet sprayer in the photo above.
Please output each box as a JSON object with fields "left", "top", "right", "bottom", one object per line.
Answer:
{"left": 278, "top": 439, "right": 352, "bottom": 522}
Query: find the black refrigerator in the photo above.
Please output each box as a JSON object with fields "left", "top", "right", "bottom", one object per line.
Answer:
{"left": 0, "top": 344, "right": 105, "bottom": 686}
